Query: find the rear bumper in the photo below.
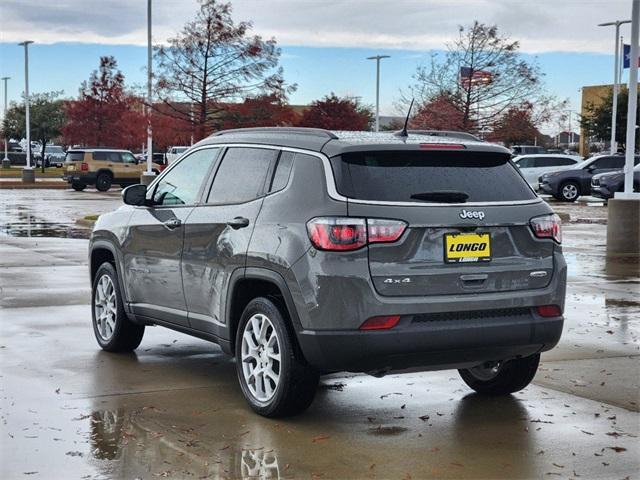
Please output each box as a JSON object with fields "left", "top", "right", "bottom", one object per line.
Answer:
{"left": 298, "top": 311, "right": 563, "bottom": 373}
{"left": 63, "top": 172, "right": 96, "bottom": 184}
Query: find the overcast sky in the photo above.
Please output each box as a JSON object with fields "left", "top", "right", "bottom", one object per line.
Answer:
{"left": 0, "top": 0, "right": 631, "bottom": 53}
{"left": 0, "top": 0, "right": 634, "bottom": 131}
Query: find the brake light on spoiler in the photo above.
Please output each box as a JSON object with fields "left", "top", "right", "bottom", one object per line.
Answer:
{"left": 419, "top": 143, "right": 466, "bottom": 150}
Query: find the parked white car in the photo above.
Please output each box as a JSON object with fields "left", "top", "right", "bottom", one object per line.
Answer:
{"left": 513, "top": 154, "right": 583, "bottom": 190}
{"left": 166, "top": 146, "right": 190, "bottom": 165}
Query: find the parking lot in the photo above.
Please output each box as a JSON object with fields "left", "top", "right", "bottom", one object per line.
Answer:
{"left": 0, "top": 187, "right": 638, "bottom": 479}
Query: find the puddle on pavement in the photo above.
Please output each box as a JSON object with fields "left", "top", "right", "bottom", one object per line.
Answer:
{"left": 0, "top": 211, "right": 91, "bottom": 239}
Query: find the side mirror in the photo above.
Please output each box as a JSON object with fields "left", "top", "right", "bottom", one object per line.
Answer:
{"left": 587, "top": 165, "right": 596, "bottom": 173}
{"left": 122, "top": 184, "right": 148, "bottom": 206}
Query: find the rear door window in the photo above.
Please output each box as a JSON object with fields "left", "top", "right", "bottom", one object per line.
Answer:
{"left": 330, "top": 150, "right": 536, "bottom": 203}
{"left": 65, "top": 151, "right": 84, "bottom": 162}
{"left": 207, "top": 147, "right": 278, "bottom": 204}
{"left": 269, "top": 151, "right": 294, "bottom": 193}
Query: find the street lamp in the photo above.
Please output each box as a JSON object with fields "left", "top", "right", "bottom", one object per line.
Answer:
{"left": 141, "top": 0, "right": 154, "bottom": 185}
{"left": 598, "top": 20, "right": 631, "bottom": 154}
{"left": 366, "top": 55, "right": 390, "bottom": 132}
{"left": 18, "top": 40, "right": 34, "bottom": 183}
{"left": 1, "top": 76, "right": 10, "bottom": 169}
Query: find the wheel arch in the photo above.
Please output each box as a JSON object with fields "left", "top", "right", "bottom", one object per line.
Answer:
{"left": 225, "top": 267, "right": 302, "bottom": 356}
{"left": 90, "top": 240, "right": 132, "bottom": 314}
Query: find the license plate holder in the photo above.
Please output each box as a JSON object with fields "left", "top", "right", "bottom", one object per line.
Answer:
{"left": 444, "top": 232, "right": 491, "bottom": 264}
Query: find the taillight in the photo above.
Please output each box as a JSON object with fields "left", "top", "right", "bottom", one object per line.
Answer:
{"left": 530, "top": 214, "right": 562, "bottom": 244}
{"left": 537, "top": 305, "right": 562, "bottom": 317}
{"left": 81, "top": 162, "right": 89, "bottom": 171}
{"left": 307, "top": 217, "right": 407, "bottom": 251}
{"left": 359, "top": 315, "right": 401, "bottom": 330}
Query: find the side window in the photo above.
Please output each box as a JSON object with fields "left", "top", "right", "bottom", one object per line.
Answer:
{"left": 555, "top": 158, "right": 576, "bottom": 166}
{"left": 152, "top": 148, "right": 219, "bottom": 206}
{"left": 121, "top": 152, "right": 137, "bottom": 164}
{"left": 594, "top": 157, "right": 623, "bottom": 169}
{"left": 537, "top": 157, "right": 562, "bottom": 167}
{"left": 269, "top": 152, "right": 294, "bottom": 192}
{"left": 516, "top": 157, "right": 533, "bottom": 168}
{"left": 206, "top": 147, "right": 277, "bottom": 204}
{"left": 93, "top": 152, "right": 107, "bottom": 161}
{"left": 108, "top": 152, "right": 122, "bottom": 163}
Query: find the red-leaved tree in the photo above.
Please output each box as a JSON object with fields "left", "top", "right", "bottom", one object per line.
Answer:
{"left": 219, "top": 93, "right": 298, "bottom": 130}
{"left": 62, "top": 56, "right": 145, "bottom": 149}
{"left": 487, "top": 105, "right": 540, "bottom": 146}
{"left": 296, "top": 93, "right": 373, "bottom": 130}
{"left": 410, "top": 94, "right": 471, "bottom": 131}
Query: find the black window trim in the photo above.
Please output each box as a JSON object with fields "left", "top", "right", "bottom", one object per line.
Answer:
{"left": 143, "top": 143, "right": 543, "bottom": 208}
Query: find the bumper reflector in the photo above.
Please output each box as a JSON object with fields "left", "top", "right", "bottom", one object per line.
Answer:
{"left": 359, "top": 315, "right": 401, "bottom": 330}
{"left": 537, "top": 305, "right": 562, "bottom": 317}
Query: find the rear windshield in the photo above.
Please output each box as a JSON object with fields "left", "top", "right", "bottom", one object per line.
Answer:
{"left": 330, "top": 150, "right": 536, "bottom": 203}
{"left": 65, "top": 151, "right": 85, "bottom": 162}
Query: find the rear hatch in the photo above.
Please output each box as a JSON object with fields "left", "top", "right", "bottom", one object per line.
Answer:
{"left": 330, "top": 148, "right": 554, "bottom": 297}
{"left": 64, "top": 151, "right": 85, "bottom": 173}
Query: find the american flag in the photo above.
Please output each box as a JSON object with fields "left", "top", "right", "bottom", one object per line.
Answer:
{"left": 459, "top": 67, "right": 493, "bottom": 88}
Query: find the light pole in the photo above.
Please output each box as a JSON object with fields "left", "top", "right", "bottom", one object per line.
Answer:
{"left": 366, "top": 55, "right": 390, "bottom": 132}
{"left": 18, "top": 41, "right": 34, "bottom": 183}
{"left": 620, "top": 0, "right": 638, "bottom": 197}
{"left": 598, "top": 20, "right": 631, "bottom": 154}
{"left": 141, "top": 0, "right": 154, "bottom": 185}
{"left": 2, "top": 76, "right": 10, "bottom": 169}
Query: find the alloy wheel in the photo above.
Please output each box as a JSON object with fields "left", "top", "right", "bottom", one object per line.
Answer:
{"left": 241, "top": 313, "right": 282, "bottom": 402}
{"left": 562, "top": 183, "right": 578, "bottom": 200}
{"left": 94, "top": 274, "right": 117, "bottom": 341}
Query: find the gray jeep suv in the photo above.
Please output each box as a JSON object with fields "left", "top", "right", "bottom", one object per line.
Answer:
{"left": 89, "top": 128, "right": 566, "bottom": 417}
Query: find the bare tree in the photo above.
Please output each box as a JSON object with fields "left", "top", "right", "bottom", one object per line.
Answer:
{"left": 154, "top": 0, "right": 293, "bottom": 140}
{"left": 400, "top": 22, "right": 566, "bottom": 132}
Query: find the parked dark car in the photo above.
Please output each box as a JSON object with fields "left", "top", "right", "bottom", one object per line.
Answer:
{"left": 89, "top": 127, "right": 566, "bottom": 417}
{"left": 539, "top": 154, "right": 639, "bottom": 202}
{"left": 591, "top": 163, "right": 640, "bottom": 200}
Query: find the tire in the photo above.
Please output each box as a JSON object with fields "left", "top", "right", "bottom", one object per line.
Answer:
{"left": 558, "top": 181, "right": 580, "bottom": 202}
{"left": 72, "top": 182, "right": 86, "bottom": 191}
{"left": 235, "top": 297, "right": 319, "bottom": 417}
{"left": 458, "top": 354, "right": 540, "bottom": 395}
{"left": 91, "top": 262, "right": 144, "bottom": 352}
{"left": 96, "top": 172, "right": 112, "bottom": 192}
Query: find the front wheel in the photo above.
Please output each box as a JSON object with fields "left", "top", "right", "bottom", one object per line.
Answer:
{"left": 92, "top": 262, "right": 144, "bottom": 352}
{"left": 557, "top": 181, "right": 580, "bottom": 202}
{"left": 235, "top": 297, "right": 319, "bottom": 417}
{"left": 458, "top": 354, "right": 540, "bottom": 395}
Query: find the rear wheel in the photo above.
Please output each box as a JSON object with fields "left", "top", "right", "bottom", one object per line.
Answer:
{"left": 458, "top": 354, "right": 540, "bottom": 395}
{"left": 235, "top": 297, "right": 319, "bottom": 417}
{"left": 92, "top": 262, "right": 144, "bottom": 352}
{"left": 96, "top": 173, "right": 112, "bottom": 192}
{"left": 71, "top": 182, "right": 86, "bottom": 191}
{"left": 557, "top": 181, "right": 580, "bottom": 202}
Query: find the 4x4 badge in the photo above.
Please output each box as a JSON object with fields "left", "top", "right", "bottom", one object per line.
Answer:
{"left": 459, "top": 209, "right": 485, "bottom": 220}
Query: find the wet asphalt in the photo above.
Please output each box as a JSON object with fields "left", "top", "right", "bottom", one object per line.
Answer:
{"left": 0, "top": 188, "right": 638, "bottom": 479}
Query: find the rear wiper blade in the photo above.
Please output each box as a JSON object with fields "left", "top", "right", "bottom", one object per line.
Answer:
{"left": 410, "top": 190, "right": 469, "bottom": 203}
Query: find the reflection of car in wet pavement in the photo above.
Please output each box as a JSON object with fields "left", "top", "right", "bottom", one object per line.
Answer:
{"left": 591, "top": 163, "right": 640, "bottom": 200}
{"left": 88, "top": 128, "right": 567, "bottom": 417}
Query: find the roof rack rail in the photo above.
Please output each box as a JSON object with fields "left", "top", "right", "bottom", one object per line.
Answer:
{"left": 212, "top": 127, "right": 338, "bottom": 139}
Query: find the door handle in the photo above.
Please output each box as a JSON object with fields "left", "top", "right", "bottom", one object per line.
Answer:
{"left": 164, "top": 218, "right": 182, "bottom": 229}
{"left": 227, "top": 217, "right": 250, "bottom": 229}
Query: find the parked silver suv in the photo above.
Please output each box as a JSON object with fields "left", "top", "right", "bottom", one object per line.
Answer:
{"left": 88, "top": 128, "right": 566, "bottom": 417}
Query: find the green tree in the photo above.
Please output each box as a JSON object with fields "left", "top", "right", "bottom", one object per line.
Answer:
{"left": 580, "top": 89, "right": 639, "bottom": 150}
{"left": 2, "top": 91, "right": 66, "bottom": 172}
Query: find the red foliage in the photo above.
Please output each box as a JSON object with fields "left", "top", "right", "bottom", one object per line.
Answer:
{"left": 62, "top": 57, "right": 146, "bottom": 149}
{"left": 151, "top": 107, "right": 194, "bottom": 151}
{"left": 410, "top": 95, "right": 469, "bottom": 131}
{"left": 296, "top": 93, "right": 372, "bottom": 131}
{"left": 487, "top": 106, "right": 540, "bottom": 145}
{"left": 219, "top": 94, "right": 298, "bottom": 130}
